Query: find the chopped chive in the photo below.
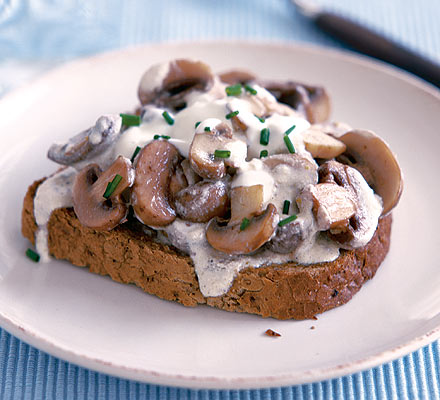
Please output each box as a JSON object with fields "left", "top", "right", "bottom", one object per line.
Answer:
{"left": 278, "top": 214, "right": 297, "bottom": 227}
{"left": 162, "top": 111, "right": 174, "bottom": 125}
{"left": 255, "top": 115, "right": 265, "bottom": 123}
{"left": 225, "top": 83, "right": 242, "bottom": 96}
{"left": 120, "top": 113, "right": 141, "bottom": 127}
{"left": 214, "top": 150, "right": 231, "bottom": 158}
{"left": 240, "top": 217, "right": 250, "bottom": 231}
{"left": 195, "top": 121, "right": 201, "bottom": 128}
{"left": 244, "top": 84, "right": 257, "bottom": 95}
{"left": 204, "top": 126, "right": 211, "bottom": 132}
{"left": 282, "top": 200, "right": 291, "bottom": 215}
{"left": 225, "top": 110, "right": 239, "bottom": 120}
{"left": 130, "top": 146, "right": 141, "bottom": 163}
{"left": 103, "top": 174, "right": 123, "bottom": 199}
{"left": 154, "top": 134, "right": 170, "bottom": 140}
{"left": 283, "top": 135, "right": 296, "bottom": 154}
{"left": 260, "top": 128, "right": 270, "bottom": 146}
{"left": 26, "top": 248, "right": 40, "bottom": 262}
{"left": 259, "top": 150, "right": 268, "bottom": 158}
{"left": 284, "top": 125, "right": 296, "bottom": 135}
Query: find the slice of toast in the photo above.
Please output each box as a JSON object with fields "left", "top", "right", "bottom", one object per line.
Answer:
{"left": 22, "top": 178, "right": 392, "bottom": 320}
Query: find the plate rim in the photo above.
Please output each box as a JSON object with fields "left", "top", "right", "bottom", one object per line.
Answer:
{"left": 2, "top": 39, "right": 440, "bottom": 389}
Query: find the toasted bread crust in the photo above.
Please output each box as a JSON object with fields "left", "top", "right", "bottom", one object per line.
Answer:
{"left": 22, "top": 179, "right": 391, "bottom": 320}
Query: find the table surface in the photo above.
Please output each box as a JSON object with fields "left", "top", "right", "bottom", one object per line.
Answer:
{"left": 1, "top": 0, "right": 440, "bottom": 398}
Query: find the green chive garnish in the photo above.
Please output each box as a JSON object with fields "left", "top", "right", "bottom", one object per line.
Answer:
{"left": 225, "top": 83, "right": 242, "bottom": 96}
{"left": 255, "top": 115, "right": 265, "bottom": 123}
{"left": 214, "top": 150, "right": 231, "bottom": 158}
{"left": 26, "top": 248, "right": 40, "bottom": 262}
{"left": 278, "top": 215, "right": 297, "bottom": 227}
{"left": 153, "top": 134, "right": 170, "bottom": 140}
{"left": 260, "top": 150, "right": 268, "bottom": 158}
{"left": 162, "top": 111, "right": 174, "bottom": 125}
{"left": 225, "top": 110, "right": 239, "bottom": 120}
{"left": 103, "top": 174, "right": 123, "bottom": 199}
{"left": 284, "top": 135, "right": 296, "bottom": 154}
{"left": 284, "top": 125, "right": 296, "bottom": 135}
{"left": 130, "top": 146, "right": 141, "bottom": 163}
{"left": 195, "top": 121, "right": 201, "bottom": 128}
{"left": 282, "top": 200, "right": 291, "bottom": 215}
{"left": 244, "top": 84, "right": 257, "bottom": 95}
{"left": 120, "top": 113, "right": 141, "bottom": 127}
{"left": 204, "top": 126, "right": 211, "bottom": 132}
{"left": 283, "top": 200, "right": 290, "bottom": 215}
{"left": 260, "top": 128, "right": 270, "bottom": 146}
{"left": 240, "top": 217, "right": 250, "bottom": 231}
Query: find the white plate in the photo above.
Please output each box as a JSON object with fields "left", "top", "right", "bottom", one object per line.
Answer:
{"left": 0, "top": 41, "right": 439, "bottom": 389}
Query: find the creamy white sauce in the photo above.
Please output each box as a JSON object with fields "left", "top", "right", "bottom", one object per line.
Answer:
{"left": 34, "top": 167, "right": 76, "bottom": 261}
{"left": 33, "top": 64, "right": 383, "bottom": 298}
{"left": 343, "top": 167, "right": 383, "bottom": 248}
{"left": 162, "top": 218, "right": 340, "bottom": 297}
{"left": 231, "top": 159, "right": 275, "bottom": 205}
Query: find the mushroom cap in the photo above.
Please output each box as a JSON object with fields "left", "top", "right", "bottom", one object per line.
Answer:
{"left": 48, "top": 115, "right": 122, "bottom": 169}
{"left": 218, "top": 69, "right": 256, "bottom": 85}
{"left": 267, "top": 218, "right": 309, "bottom": 254}
{"left": 260, "top": 81, "right": 331, "bottom": 123}
{"left": 131, "top": 140, "right": 180, "bottom": 227}
{"left": 318, "top": 160, "right": 384, "bottom": 249}
{"left": 338, "top": 129, "right": 403, "bottom": 215}
{"left": 174, "top": 179, "right": 230, "bottom": 223}
{"left": 138, "top": 59, "right": 214, "bottom": 111}
{"left": 206, "top": 203, "right": 279, "bottom": 255}
{"left": 72, "top": 156, "right": 133, "bottom": 231}
{"left": 189, "top": 122, "right": 246, "bottom": 180}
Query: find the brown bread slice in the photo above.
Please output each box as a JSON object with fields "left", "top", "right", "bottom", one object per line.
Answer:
{"left": 22, "top": 178, "right": 392, "bottom": 320}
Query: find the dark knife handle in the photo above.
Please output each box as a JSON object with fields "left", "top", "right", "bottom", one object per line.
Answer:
{"left": 315, "top": 12, "right": 440, "bottom": 88}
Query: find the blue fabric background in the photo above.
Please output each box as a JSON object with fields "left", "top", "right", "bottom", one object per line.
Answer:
{"left": 1, "top": 0, "right": 440, "bottom": 398}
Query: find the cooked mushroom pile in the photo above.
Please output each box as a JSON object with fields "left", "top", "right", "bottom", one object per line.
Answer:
{"left": 45, "top": 58, "right": 403, "bottom": 266}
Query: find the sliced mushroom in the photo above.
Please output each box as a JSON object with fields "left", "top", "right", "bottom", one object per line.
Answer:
{"left": 306, "top": 183, "right": 356, "bottom": 232}
{"left": 337, "top": 129, "right": 403, "bottom": 215}
{"left": 174, "top": 179, "right": 229, "bottom": 223}
{"left": 302, "top": 128, "right": 346, "bottom": 159}
{"left": 261, "top": 81, "right": 331, "bottom": 123}
{"left": 180, "top": 159, "right": 202, "bottom": 186}
{"left": 267, "top": 217, "right": 310, "bottom": 254}
{"left": 138, "top": 59, "right": 214, "bottom": 111}
{"left": 131, "top": 140, "right": 180, "bottom": 227}
{"left": 229, "top": 185, "right": 264, "bottom": 224}
{"left": 219, "top": 69, "right": 256, "bottom": 85}
{"left": 48, "top": 115, "right": 122, "bottom": 169}
{"left": 189, "top": 122, "right": 246, "bottom": 179}
{"left": 318, "top": 160, "right": 383, "bottom": 249}
{"left": 169, "top": 163, "right": 188, "bottom": 200}
{"left": 230, "top": 114, "right": 248, "bottom": 133}
{"left": 206, "top": 204, "right": 279, "bottom": 255}
{"left": 72, "top": 156, "right": 134, "bottom": 231}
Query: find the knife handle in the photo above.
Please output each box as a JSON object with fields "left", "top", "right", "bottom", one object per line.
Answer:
{"left": 315, "top": 12, "right": 440, "bottom": 88}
